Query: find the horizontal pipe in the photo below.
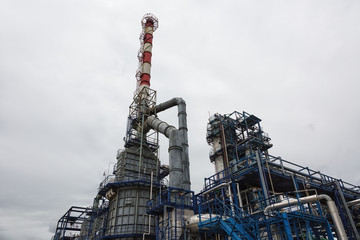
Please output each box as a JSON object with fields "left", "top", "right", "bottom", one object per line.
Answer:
{"left": 264, "top": 195, "right": 326, "bottom": 212}
{"left": 201, "top": 182, "right": 232, "bottom": 195}
{"left": 150, "top": 97, "right": 185, "bottom": 114}
{"left": 347, "top": 198, "right": 360, "bottom": 207}
{"left": 264, "top": 194, "right": 347, "bottom": 240}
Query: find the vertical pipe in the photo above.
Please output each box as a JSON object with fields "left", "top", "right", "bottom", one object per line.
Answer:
{"left": 255, "top": 150, "right": 270, "bottom": 206}
{"left": 113, "top": 189, "right": 120, "bottom": 235}
{"left": 237, "top": 183, "right": 243, "bottom": 208}
{"left": 264, "top": 151, "right": 275, "bottom": 195}
{"left": 169, "top": 130, "right": 183, "bottom": 189}
{"left": 177, "top": 100, "right": 191, "bottom": 191}
{"left": 327, "top": 200, "right": 348, "bottom": 240}
{"left": 220, "top": 123, "right": 229, "bottom": 170}
{"left": 333, "top": 181, "right": 360, "bottom": 239}
{"left": 143, "top": 171, "right": 153, "bottom": 240}
{"left": 134, "top": 189, "right": 139, "bottom": 233}
{"left": 228, "top": 184, "right": 235, "bottom": 214}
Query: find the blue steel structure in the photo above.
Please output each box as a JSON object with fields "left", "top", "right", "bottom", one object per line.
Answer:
{"left": 147, "top": 187, "right": 195, "bottom": 240}
{"left": 187, "top": 111, "right": 360, "bottom": 240}
{"left": 145, "top": 111, "right": 360, "bottom": 240}
{"left": 52, "top": 206, "right": 92, "bottom": 240}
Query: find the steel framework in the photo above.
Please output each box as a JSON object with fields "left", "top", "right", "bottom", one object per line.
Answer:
{"left": 53, "top": 206, "right": 92, "bottom": 240}
{"left": 193, "top": 111, "right": 360, "bottom": 240}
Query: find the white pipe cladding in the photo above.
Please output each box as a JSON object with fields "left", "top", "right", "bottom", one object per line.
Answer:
{"left": 142, "top": 62, "right": 151, "bottom": 76}
{"left": 141, "top": 25, "right": 153, "bottom": 77}
{"left": 264, "top": 194, "right": 348, "bottom": 240}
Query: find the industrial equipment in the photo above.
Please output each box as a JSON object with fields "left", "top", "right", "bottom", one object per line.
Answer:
{"left": 52, "top": 14, "right": 360, "bottom": 240}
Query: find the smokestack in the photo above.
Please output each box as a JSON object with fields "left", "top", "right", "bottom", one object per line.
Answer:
{"left": 136, "top": 13, "right": 158, "bottom": 94}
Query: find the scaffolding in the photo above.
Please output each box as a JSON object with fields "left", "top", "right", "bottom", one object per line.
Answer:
{"left": 147, "top": 187, "right": 195, "bottom": 240}
{"left": 53, "top": 206, "right": 92, "bottom": 240}
{"left": 125, "top": 86, "right": 158, "bottom": 152}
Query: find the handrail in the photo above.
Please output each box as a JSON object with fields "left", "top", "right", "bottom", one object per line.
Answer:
{"left": 147, "top": 187, "right": 194, "bottom": 213}
{"left": 267, "top": 155, "right": 360, "bottom": 193}
{"left": 203, "top": 153, "right": 360, "bottom": 195}
{"left": 203, "top": 154, "right": 257, "bottom": 190}
{"left": 98, "top": 173, "right": 160, "bottom": 193}
{"left": 199, "top": 197, "right": 257, "bottom": 238}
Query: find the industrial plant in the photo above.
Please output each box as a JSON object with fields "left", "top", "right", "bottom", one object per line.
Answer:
{"left": 52, "top": 14, "right": 360, "bottom": 240}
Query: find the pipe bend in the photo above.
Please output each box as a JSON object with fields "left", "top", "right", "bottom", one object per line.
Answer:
{"left": 150, "top": 97, "right": 186, "bottom": 114}
{"left": 264, "top": 194, "right": 331, "bottom": 213}
{"left": 264, "top": 194, "right": 347, "bottom": 240}
{"left": 145, "top": 115, "right": 176, "bottom": 138}
{"left": 317, "top": 194, "right": 332, "bottom": 202}
{"left": 174, "top": 97, "right": 185, "bottom": 106}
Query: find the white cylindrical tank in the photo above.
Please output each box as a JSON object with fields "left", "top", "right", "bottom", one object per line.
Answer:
{"left": 186, "top": 214, "right": 221, "bottom": 233}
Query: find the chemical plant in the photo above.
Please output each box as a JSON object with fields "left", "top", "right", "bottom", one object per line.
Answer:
{"left": 52, "top": 14, "right": 360, "bottom": 240}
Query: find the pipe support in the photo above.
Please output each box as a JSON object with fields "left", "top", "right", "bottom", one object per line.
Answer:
{"left": 264, "top": 194, "right": 348, "bottom": 240}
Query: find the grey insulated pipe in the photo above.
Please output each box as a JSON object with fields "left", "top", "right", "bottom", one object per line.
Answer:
{"left": 146, "top": 116, "right": 176, "bottom": 138}
{"left": 149, "top": 98, "right": 191, "bottom": 191}
{"left": 264, "top": 194, "right": 348, "bottom": 240}
{"left": 146, "top": 116, "right": 184, "bottom": 189}
{"left": 168, "top": 130, "right": 184, "bottom": 189}
{"left": 347, "top": 198, "right": 360, "bottom": 207}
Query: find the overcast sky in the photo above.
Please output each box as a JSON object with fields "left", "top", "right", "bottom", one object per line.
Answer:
{"left": 1, "top": 1, "right": 360, "bottom": 239}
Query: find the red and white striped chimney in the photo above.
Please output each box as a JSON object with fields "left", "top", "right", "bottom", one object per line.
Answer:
{"left": 136, "top": 14, "right": 158, "bottom": 94}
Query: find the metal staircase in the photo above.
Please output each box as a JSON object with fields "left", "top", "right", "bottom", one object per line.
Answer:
{"left": 198, "top": 198, "right": 257, "bottom": 240}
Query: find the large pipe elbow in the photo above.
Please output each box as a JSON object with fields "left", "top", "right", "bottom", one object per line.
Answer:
{"left": 150, "top": 97, "right": 186, "bottom": 114}
{"left": 174, "top": 97, "right": 186, "bottom": 107}
{"left": 146, "top": 115, "right": 176, "bottom": 138}
{"left": 264, "top": 194, "right": 347, "bottom": 240}
{"left": 264, "top": 194, "right": 331, "bottom": 213}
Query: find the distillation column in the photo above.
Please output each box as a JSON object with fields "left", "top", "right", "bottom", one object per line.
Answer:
{"left": 104, "top": 14, "right": 160, "bottom": 240}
